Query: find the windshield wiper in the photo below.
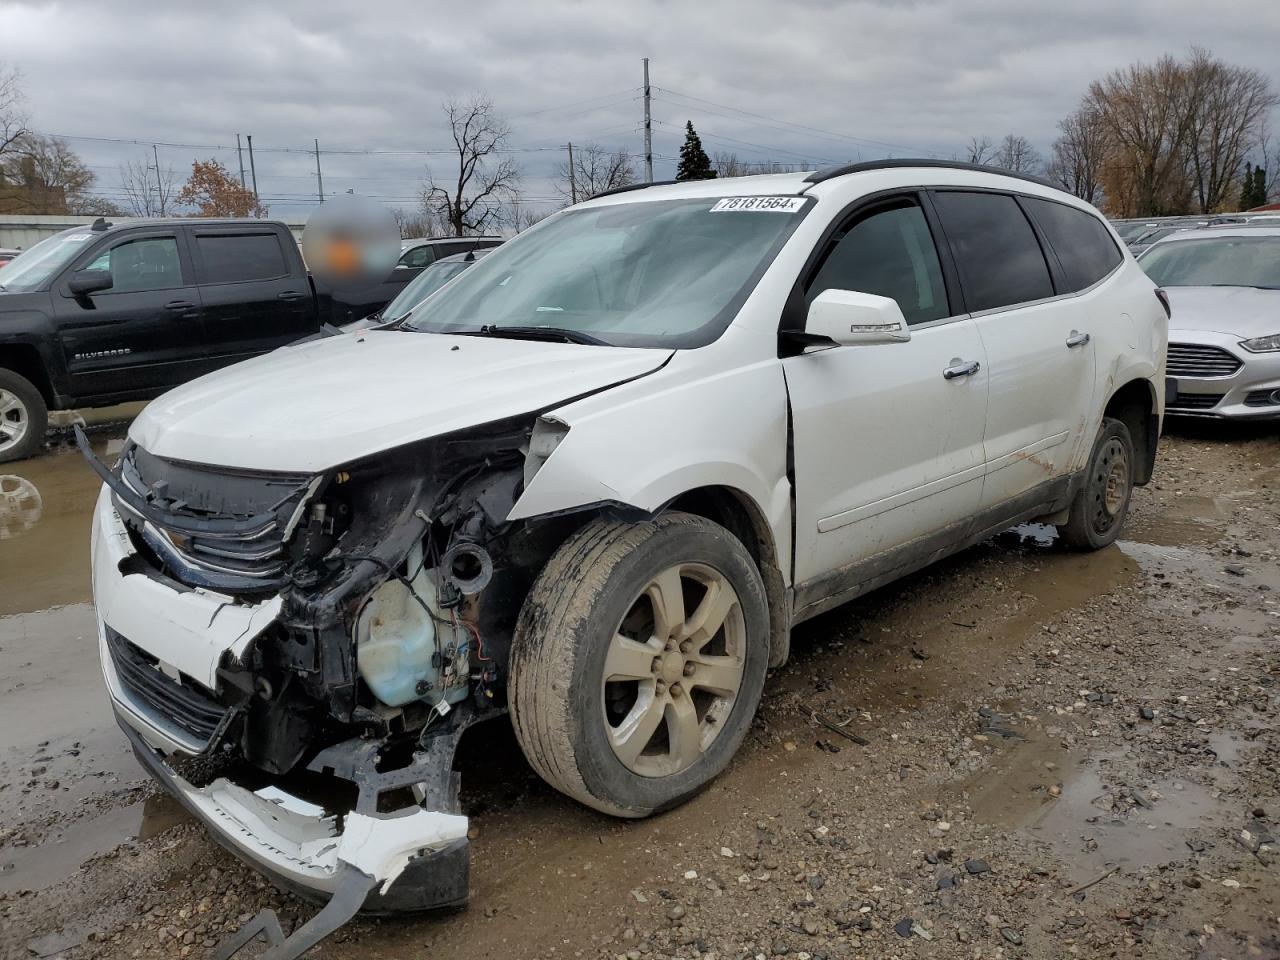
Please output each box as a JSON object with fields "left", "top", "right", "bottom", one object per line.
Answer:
{"left": 468, "top": 324, "right": 609, "bottom": 346}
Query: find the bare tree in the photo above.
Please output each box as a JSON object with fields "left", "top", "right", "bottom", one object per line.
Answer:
{"left": 506, "top": 196, "right": 559, "bottom": 232}
{"left": 1182, "top": 48, "right": 1278, "bottom": 213}
{"left": 119, "top": 157, "right": 179, "bottom": 217}
{"left": 421, "top": 96, "right": 520, "bottom": 236}
{"left": 1087, "top": 54, "right": 1202, "bottom": 217}
{"left": 712, "top": 152, "right": 797, "bottom": 177}
{"left": 393, "top": 206, "right": 442, "bottom": 239}
{"left": 994, "top": 134, "right": 1043, "bottom": 174}
{"left": 713, "top": 151, "right": 748, "bottom": 178}
{"left": 0, "top": 134, "right": 103, "bottom": 215}
{"left": 1262, "top": 126, "right": 1280, "bottom": 203}
{"left": 1047, "top": 106, "right": 1106, "bottom": 204}
{"left": 0, "top": 64, "right": 28, "bottom": 163}
{"left": 557, "top": 143, "right": 634, "bottom": 201}
{"left": 965, "top": 136, "right": 995, "bottom": 165}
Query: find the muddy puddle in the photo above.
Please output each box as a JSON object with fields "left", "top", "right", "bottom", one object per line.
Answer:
{"left": 0, "top": 414, "right": 166, "bottom": 897}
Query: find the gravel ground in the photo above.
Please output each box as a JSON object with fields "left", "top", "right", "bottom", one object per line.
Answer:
{"left": 1, "top": 421, "right": 1277, "bottom": 960}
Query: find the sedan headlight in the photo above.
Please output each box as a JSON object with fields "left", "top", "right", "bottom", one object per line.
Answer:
{"left": 1240, "top": 333, "right": 1280, "bottom": 353}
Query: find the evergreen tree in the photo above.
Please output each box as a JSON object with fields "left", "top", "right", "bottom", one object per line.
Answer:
{"left": 676, "top": 122, "right": 716, "bottom": 181}
{"left": 1240, "top": 162, "right": 1255, "bottom": 210}
{"left": 1253, "top": 166, "right": 1268, "bottom": 208}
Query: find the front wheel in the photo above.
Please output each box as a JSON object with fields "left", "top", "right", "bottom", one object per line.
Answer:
{"left": 1058, "top": 417, "right": 1135, "bottom": 550}
{"left": 0, "top": 369, "right": 48, "bottom": 465}
{"left": 508, "top": 512, "right": 771, "bottom": 818}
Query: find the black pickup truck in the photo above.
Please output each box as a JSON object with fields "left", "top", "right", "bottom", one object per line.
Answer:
{"left": 0, "top": 218, "right": 323, "bottom": 463}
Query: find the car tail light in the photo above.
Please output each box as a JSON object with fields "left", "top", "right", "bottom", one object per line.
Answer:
{"left": 1154, "top": 288, "right": 1171, "bottom": 319}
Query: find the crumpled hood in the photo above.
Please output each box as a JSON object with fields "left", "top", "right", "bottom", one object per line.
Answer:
{"left": 130, "top": 330, "right": 672, "bottom": 472}
{"left": 1165, "top": 286, "right": 1280, "bottom": 338}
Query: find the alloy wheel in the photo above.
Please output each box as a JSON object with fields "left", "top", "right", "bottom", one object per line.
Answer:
{"left": 0, "top": 389, "right": 29, "bottom": 456}
{"left": 601, "top": 562, "right": 746, "bottom": 778}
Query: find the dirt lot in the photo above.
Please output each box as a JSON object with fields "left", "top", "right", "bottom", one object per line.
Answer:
{"left": 1, "top": 417, "right": 1277, "bottom": 960}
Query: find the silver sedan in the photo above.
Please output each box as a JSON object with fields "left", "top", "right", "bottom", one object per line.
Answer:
{"left": 1139, "top": 227, "right": 1280, "bottom": 419}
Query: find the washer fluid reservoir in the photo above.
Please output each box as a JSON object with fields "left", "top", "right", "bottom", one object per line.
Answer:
{"left": 356, "top": 544, "right": 469, "bottom": 707}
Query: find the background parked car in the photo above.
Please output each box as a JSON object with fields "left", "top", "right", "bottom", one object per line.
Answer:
{"left": 0, "top": 218, "right": 322, "bottom": 462}
{"left": 1139, "top": 225, "right": 1280, "bottom": 418}
{"left": 313, "top": 235, "right": 502, "bottom": 325}
{"left": 340, "top": 247, "right": 497, "bottom": 332}
{"left": 0, "top": 247, "right": 20, "bottom": 267}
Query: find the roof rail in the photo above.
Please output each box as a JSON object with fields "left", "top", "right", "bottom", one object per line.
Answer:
{"left": 804, "top": 158, "right": 1057, "bottom": 190}
{"left": 589, "top": 179, "right": 679, "bottom": 200}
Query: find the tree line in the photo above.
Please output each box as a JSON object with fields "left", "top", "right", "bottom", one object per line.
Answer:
{"left": 0, "top": 64, "right": 267, "bottom": 219}
{"left": 4, "top": 48, "right": 1275, "bottom": 238}
{"left": 1006, "top": 48, "right": 1276, "bottom": 216}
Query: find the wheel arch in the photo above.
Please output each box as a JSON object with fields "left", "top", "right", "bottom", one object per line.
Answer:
{"left": 664, "top": 485, "right": 791, "bottom": 668}
{"left": 1103, "top": 378, "right": 1158, "bottom": 485}
{"left": 0, "top": 342, "right": 55, "bottom": 407}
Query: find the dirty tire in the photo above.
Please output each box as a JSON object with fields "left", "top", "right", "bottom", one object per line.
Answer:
{"left": 1059, "top": 417, "right": 1134, "bottom": 551}
{"left": 508, "top": 512, "right": 770, "bottom": 818}
{"left": 0, "top": 368, "right": 47, "bottom": 465}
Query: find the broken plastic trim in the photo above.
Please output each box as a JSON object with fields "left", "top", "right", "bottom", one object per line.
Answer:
{"left": 120, "top": 716, "right": 473, "bottom": 959}
{"left": 75, "top": 426, "right": 308, "bottom": 538}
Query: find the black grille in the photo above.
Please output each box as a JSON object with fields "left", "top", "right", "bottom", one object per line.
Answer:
{"left": 1167, "top": 343, "right": 1243, "bottom": 378}
{"left": 115, "top": 444, "right": 316, "bottom": 593}
{"left": 1168, "top": 392, "right": 1224, "bottom": 410}
{"left": 1244, "top": 389, "right": 1280, "bottom": 407}
{"left": 106, "top": 627, "right": 228, "bottom": 744}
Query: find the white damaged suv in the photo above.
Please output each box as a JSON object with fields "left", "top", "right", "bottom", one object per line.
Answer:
{"left": 84, "top": 161, "right": 1167, "bottom": 947}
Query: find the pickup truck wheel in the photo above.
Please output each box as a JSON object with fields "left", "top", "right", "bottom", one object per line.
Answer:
{"left": 509, "top": 512, "right": 770, "bottom": 818}
{"left": 0, "top": 370, "right": 47, "bottom": 464}
{"left": 1058, "top": 417, "right": 1134, "bottom": 551}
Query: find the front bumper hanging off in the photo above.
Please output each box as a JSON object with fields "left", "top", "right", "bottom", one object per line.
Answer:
{"left": 90, "top": 473, "right": 477, "bottom": 958}
{"left": 122, "top": 718, "right": 474, "bottom": 959}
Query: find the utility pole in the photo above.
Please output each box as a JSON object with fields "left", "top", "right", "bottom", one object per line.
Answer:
{"left": 246, "top": 135, "right": 259, "bottom": 201}
{"left": 314, "top": 139, "right": 324, "bottom": 203}
{"left": 567, "top": 142, "right": 576, "bottom": 203}
{"left": 642, "top": 58, "right": 653, "bottom": 183}
{"left": 236, "top": 134, "right": 247, "bottom": 189}
{"left": 152, "top": 144, "right": 166, "bottom": 216}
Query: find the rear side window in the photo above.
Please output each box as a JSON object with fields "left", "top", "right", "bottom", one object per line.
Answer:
{"left": 806, "top": 202, "right": 949, "bottom": 325}
{"left": 399, "top": 245, "right": 434, "bottom": 268}
{"left": 931, "top": 191, "right": 1054, "bottom": 312}
{"left": 1024, "top": 198, "right": 1122, "bottom": 291}
{"left": 195, "top": 233, "right": 287, "bottom": 283}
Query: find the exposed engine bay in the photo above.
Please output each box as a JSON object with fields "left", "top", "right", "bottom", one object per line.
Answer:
{"left": 77, "top": 412, "right": 583, "bottom": 958}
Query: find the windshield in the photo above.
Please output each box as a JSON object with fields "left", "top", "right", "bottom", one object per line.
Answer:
{"left": 0, "top": 228, "right": 98, "bottom": 293}
{"left": 402, "top": 196, "right": 810, "bottom": 347}
{"left": 1113, "top": 222, "right": 1153, "bottom": 241}
{"left": 1140, "top": 235, "right": 1280, "bottom": 289}
{"left": 382, "top": 259, "right": 474, "bottom": 321}
{"left": 1132, "top": 226, "right": 1181, "bottom": 246}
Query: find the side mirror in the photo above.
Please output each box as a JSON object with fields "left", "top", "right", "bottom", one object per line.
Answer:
{"left": 68, "top": 269, "right": 113, "bottom": 297}
{"left": 804, "top": 289, "right": 910, "bottom": 346}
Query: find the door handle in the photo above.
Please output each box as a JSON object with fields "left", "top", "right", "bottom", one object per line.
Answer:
{"left": 1066, "top": 330, "right": 1091, "bottom": 348}
{"left": 164, "top": 300, "right": 197, "bottom": 311}
{"left": 277, "top": 291, "right": 305, "bottom": 302}
{"left": 943, "top": 359, "right": 981, "bottom": 380}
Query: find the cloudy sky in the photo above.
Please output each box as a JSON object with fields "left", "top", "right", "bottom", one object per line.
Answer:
{"left": 4, "top": 0, "right": 1279, "bottom": 220}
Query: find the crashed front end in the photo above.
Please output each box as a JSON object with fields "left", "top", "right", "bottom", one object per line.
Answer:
{"left": 84, "top": 414, "right": 564, "bottom": 936}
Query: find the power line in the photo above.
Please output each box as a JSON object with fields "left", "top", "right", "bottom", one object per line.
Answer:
{"left": 507, "top": 88, "right": 639, "bottom": 119}
{"left": 652, "top": 119, "right": 841, "bottom": 166}
{"left": 654, "top": 86, "right": 953, "bottom": 159}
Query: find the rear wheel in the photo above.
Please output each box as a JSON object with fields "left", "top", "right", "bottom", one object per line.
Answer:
{"left": 0, "top": 369, "right": 47, "bottom": 464}
{"left": 1058, "top": 417, "right": 1134, "bottom": 550}
{"left": 508, "top": 512, "right": 770, "bottom": 818}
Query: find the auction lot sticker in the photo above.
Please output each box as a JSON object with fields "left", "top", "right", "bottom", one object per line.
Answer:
{"left": 710, "top": 196, "right": 806, "bottom": 212}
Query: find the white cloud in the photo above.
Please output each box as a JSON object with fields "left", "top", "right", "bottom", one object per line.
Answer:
{"left": 4, "top": 0, "right": 1278, "bottom": 217}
